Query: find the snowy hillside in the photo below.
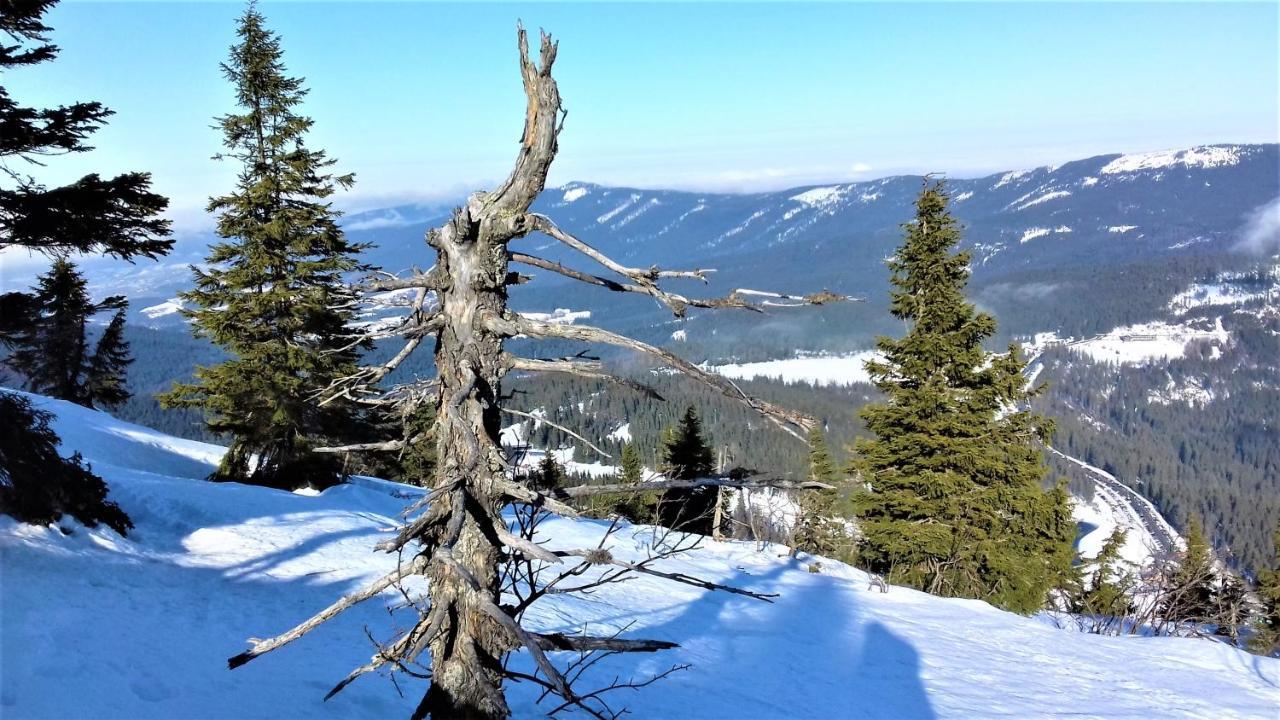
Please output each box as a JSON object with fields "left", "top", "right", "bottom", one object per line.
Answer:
{"left": 2, "top": 393, "right": 1277, "bottom": 719}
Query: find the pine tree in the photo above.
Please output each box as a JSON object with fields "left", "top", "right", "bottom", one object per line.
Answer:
{"left": 851, "top": 181, "right": 1075, "bottom": 614}
{"left": 530, "top": 454, "right": 564, "bottom": 492}
{"left": 1069, "top": 528, "right": 1136, "bottom": 628}
{"left": 657, "top": 406, "right": 717, "bottom": 533}
{"left": 1250, "top": 527, "right": 1280, "bottom": 656}
{"left": 161, "top": 5, "right": 366, "bottom": 490}
{"left": 85, "top": 308, "right": 133, "bottom": 409}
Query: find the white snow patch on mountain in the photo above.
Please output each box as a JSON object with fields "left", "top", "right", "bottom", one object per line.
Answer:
{"left": 519, "top": 308, "right": 591, "bottom": 325}
{"left": 993, "top": 169, "right": 1032, "bottom": 189}
{"left": 1169, "top": 269, "right": 1279, "bottom": 314}
{"left": 1108, "top": 225, "right": 1138, "bottom": 234}
{"left": 1100, "top": 145, "right": 1247, "bottom": 174}
{"left": 789, "top": 186, "right": 844, "bottom": 207}
{"left": 2, "top": 393, "right": 1276, "bottom": 720}
{"left": 671, "top": 329, "right": 687, "bottom": 342}
{"left": 711, "top": 351, "right": 881, "bottom": 387}
{"left": 1020, "top": 227, "right": 1051, "bottom": 243}
{"left": 614, "top": 197, "right": 661, "bottom": 228}
{"left": 1081, "top": 177, "right": 1099, "bottom": 187}
{"left": 1016, "top": 190, "right": 1071, "bottom": 211}
{"left": 1147, "top": 376, "right": 1215, "bottom": 408}
{"left": 140, "top": 298, "right": 184, "bottom": 319}
{"left": 952, "top": 191, "right": 974, "bottom": 202}
{"left": 1067, "top": 317, "right": 1229, "bottom": 365}
{"left": 562, "top": 186, "right": 589, "bottom": 203}
{"left": 607, "top": 423, "right": 632, "bottom": 443}
{"left": 596, "top": 193, "right": 641, "bottom": 224}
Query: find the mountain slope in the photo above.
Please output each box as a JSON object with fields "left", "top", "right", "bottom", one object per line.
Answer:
{"left": 2, "top": 392, "right": 1277, "bottom": 719}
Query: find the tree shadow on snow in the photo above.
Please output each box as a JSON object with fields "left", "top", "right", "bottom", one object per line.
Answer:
{"left": 521, "top": 541, "right": 936, "bottom": 720}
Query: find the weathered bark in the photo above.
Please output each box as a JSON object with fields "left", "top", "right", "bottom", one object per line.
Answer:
{"left": 415, "top": 26, "right": 562, "bottom": 720}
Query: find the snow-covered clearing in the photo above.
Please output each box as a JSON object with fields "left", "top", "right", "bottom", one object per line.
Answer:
{"left": 140, "top": 298, "right": 184, "bottom": 319}
{"left": 1064, "top": 317, "right": 1229, "bottom": 365}
{"left": 710, "top": 351, "right": 880, "bottom": 387}
{"left": 2, "top": 394, "right": 1277, "bottom": 719}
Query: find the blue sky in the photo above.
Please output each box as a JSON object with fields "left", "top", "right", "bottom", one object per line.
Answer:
{"left": 12, "top": 1, "right": 1278, "bottom": 230}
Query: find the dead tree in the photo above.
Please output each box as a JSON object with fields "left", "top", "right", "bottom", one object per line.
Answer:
{"left": 228, "top": 26, "right": 843, "bottom": 719}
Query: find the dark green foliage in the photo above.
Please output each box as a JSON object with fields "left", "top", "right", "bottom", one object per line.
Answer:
{"left": 619, "top": 442, "right": 643, "bottom": 484}
{"left": 0, "top": 392, "right": 131, "bottom": 535}
{"left": 792, "top": 427, "right": 850, "bottom": 558}
{"left": 1068, "top": 528, "right": 1136, "bottom": 621}
{"left": 85, "top": 308, "right": 132, "bottom": 408}
{"left": 0, "top": 0, "right": 171, "bottom": 260}
{"left": 529, "top": 454, "right": 564, "bottom": 493}
{"left": 1250, "top": 528, "right": 1280, "bottom": 656}
{"left": 852, "top": 181, "right": 1075, "bottom": 614}
{"left": 1160, "top": 515, "right": 1217, "bottom": 624}
{"left": 160, "top": 6, "right": 366, "bottom": 490}
{"left": 344, "top": 403, "right": 438, "bottom": 486}
{"left": 8, "top": 259, "right": 131, "bottom": 408}
{"left": 656, "top": 406, "right": 718, "bottom": 533}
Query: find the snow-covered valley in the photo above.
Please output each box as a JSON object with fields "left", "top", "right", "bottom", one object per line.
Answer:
{"left": 2, "top": 393, "right": 1277, "bottom": 719}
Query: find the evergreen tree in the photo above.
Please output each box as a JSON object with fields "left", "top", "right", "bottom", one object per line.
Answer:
{"left": 1250, "top": 527, "right": 1280, "bottom": 656}
{"left": 657, "top": 406, "right": 717, "bottom": 533}
{"left": 852, "top": 181, "right": 1075, "bottom": 614}
{"left": 161, "top": 5, "right": 366, "bottom": 490}
{"left": 8, "top": 258, "right": 130, "bottom": 408}
{"left": 792, "top": 426, "right": 848, "bottom": 558}
{"left": 530, "top": 454, "right": 564, "bottom": 492}
{"left": 0, "top": 393, "right": 131, "bottom": 535}
{"left": 1068, "top": 528, "right": 1136, "bottom": 627}
{"left": 84, "top": 308, "right": 132, "bottom": 409}
{"left": 1161, "top": 515, "right": 1217, "bottom": 624}
{"left": 0, "top": 0, "right": 171, "bottom": 259}
{"left": 619, "top": 442, "right": 644, "bottom": 484}
{"left": 0, "top": 0, "right": 164, "bottom": 535}
{"left": 10, "top": 258, "right": 95, "bottom": 403}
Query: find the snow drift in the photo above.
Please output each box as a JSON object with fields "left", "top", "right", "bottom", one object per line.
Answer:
{"left": 1, "top": 392, "right": 1277, "bottom": 719}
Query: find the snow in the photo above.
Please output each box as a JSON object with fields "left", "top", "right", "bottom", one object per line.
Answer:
{"left": 952, "top": 191, "right": 974, "bottom": 202}
{"left": 1100, "top": 145, "right": 1247, "bottom": 174}
{"left": 518, "top": 308, "right": 591, "bottom": 325}
{"left": 1081, "top": 177, "right": 1099, "bottom": 187}
{"left": 140, "top": 298, "right": 184, "bottom": 319}
{"left": 1147, "top": 375, "right": 1215, "bottom": 408}
{"left": 1015, "top": 190, "right": 1071, "bottom": 210}
{"left": 711, "top": 351, "right": 881, "bottom": 387}
{"left": 670, "top": 329, "right": 687, "bottom": 342}
{"left": 596, "top": 193, "right": 641, "bottom": 224}
{"left": 2, "top": 393, "right": 1278, "bottom": 719}
{"left": 562, "top": 186, "right": 589, "bottom": 203}
{"left": 1169, "top": 270, "right": 1279, "bottom": 315}
{"left": 1067, "top": 317, "right": 1229, "bottom": 365}
{"left": 789, "top": 186, "right": 844, "bottom": 207}
{"left": 1108, "top": 225, "right": 1138, "bottom": 234}
{"left": 607, "top": 423, "right": 632, "bottom": 443}
{"left": 993, "top": 169, "right": 1032, "bottom": 189}
{"left": 1020, "top": 227, "right": 1051, "bottom": 243}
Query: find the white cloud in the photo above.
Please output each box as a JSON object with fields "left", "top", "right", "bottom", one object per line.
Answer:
{"left": 1235, "top": 197, "right": 1280, "bottom": 255}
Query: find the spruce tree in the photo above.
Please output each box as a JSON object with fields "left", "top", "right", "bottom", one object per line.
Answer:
{"left": 657, "top": 406, "right": 717, "bottom": 533}
{"left": 1161, "top": 515, "right": 1217, "bottom": 624}
{"left": 0, "top": 393, "right": 132, "bottom": 535}
{"left": 619, "top": 442, "right": 644, "bottom": 484}
{"left": 0, "top": 0, "right": 171, "bottom": 259}
{"left": 10, "top": 258, "right": 95, "bottom": 403}
{"left": 792, "top": 426, "right": 846, "bottom": 557}
{"left": 161, "top": 5, "right": 366, "bottom": 490}
{"left": 85, "top": 308, "right": 133, "bottom": 408}
{"left": 852, "top": 181, "right": 1075, "bottom": 614}
{"left": 1250, "top": 527, "right": 1280, "bottom": 656}
{"left": 1069, "top": 528, "right": 1136, "bottom": 626}
{"left": 0, "top": 0, "right": 164, "bottom": 535}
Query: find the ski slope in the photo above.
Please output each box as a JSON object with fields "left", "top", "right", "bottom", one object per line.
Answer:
{"left": 2, "top": 392, "right": 1277, "bottom": 719}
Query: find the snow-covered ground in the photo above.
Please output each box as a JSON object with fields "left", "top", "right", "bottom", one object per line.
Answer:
{"left": 3, "top": 393, "right": 1278, "bottom": 719}
{"left": 710, "top": 351, "right": 880, "bottom": 387}
{"left": 1028, "top": 318, "right": 1231, "bottom": 366}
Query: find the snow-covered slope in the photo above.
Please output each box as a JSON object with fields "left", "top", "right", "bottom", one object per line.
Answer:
{"left": 2, "top": 393, "right": 1277, "bottom": 719}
